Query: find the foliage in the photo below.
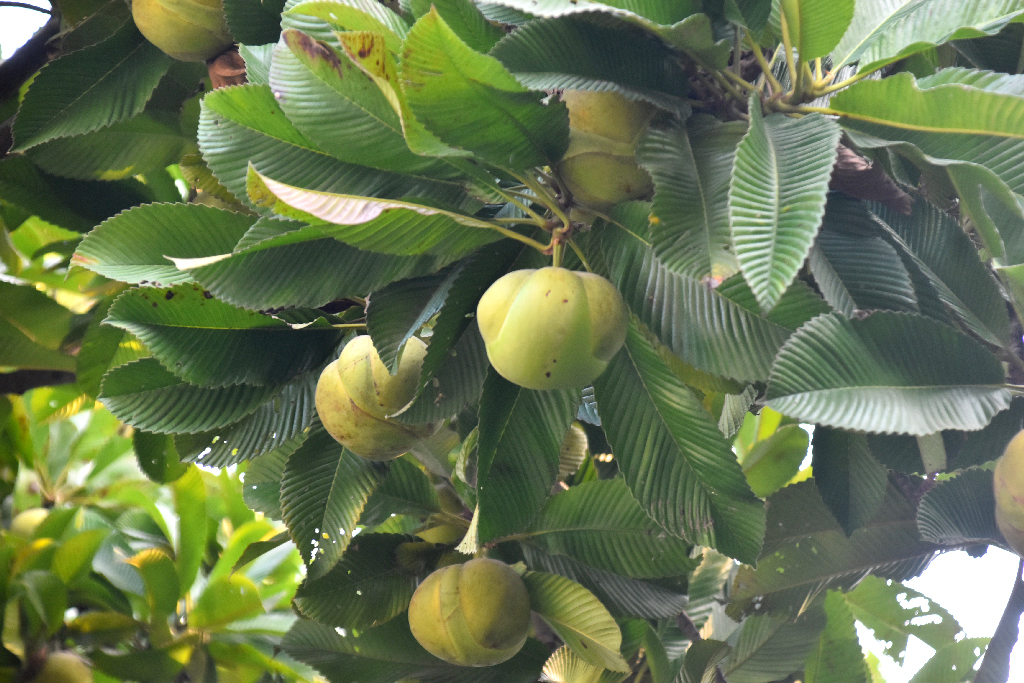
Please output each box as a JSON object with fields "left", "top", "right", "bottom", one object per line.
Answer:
{"left": 4, "top": 0, "right": 1024, "bottom": 682}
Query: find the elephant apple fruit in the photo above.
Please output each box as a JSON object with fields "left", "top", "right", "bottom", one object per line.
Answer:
{"left": 994, "top": 429, "right": 1024, "bottom": 555}
{"left": 477, "top": 267, "right": 627, "bottom": 390}
{"left": 315, "top": 335, "right": 438, "bottom": 460}
{"left": 408, "top": 558, "right": 531, "bottom": 666}
{"left": 32, "top": 652, "right": 93, "bottom": 683}
{"left": 556, "top": 89, "right": 656, "bottom": 211}
{"left": 558, "top": 422, "right": 589, "bottom": 481}
{"left": 132, "top": 0, "right": 233, "bottom": 62}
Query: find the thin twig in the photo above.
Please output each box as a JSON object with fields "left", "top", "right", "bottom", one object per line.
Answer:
{"left": 974, "top": 558, "right": 1024, "bottom": 683}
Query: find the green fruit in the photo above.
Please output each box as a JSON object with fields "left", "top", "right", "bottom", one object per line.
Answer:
{"left": 994, "top": 430, "right": 1024, "bottom": 555}
{"left": 315, "top": 336, "right": 438, "bottom": 460}
{"left": 132, "top": 0, "right": 233, "bottom": 62}
{"left": 557, "top": 422, "right": 589, "bottom": 481}
{"left": 32, "top": 652, "right": 93, "bottom": 683}
{"left": 477, "top": 267, "right": 627, "bottom": 390}
{"left": 556, "top": 89, "right": 655, "bottom": 211}
{"left": 408, "top": 558, "right": 531, "bottom": 667}
{"left": 10, "top": 508, "right": 48, "bottom": 538}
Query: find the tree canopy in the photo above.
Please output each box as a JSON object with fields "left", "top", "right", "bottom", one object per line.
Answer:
{"left": 3, "top": 0, "right": 1024, "bottom": 682}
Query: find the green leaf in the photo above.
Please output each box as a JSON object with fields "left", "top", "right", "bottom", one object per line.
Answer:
{"left": 133, "top": 431, "right": 190, "bottom": 483}
{"left": 287, "top": 0, "right": 410, "bottom": 52}
{"left": 597, "top": 204, "right": 808, "bottom": 382}
{"left": 73, "top": 203, "right": 256, "bottom": 286}
{"left": 280, "top": 423, "right": 386, "bottom": 577}
{"left": 720, "top": 609, "right": 827, "bottom": 683}
{"left": 593, "top": 320, "right": 765, "bottom": 563}
{"left": 191, "top": 574, "right": 265, "bottom": 629}
{"left": 804, "top": 590, "right": 869, "bottom": 683}
{"left": 844, "top": 574, "right": 964, "bottom": 662}
{"left": 640, "top": 115, "right": 745, "bottom": 280}
{"left": 740, "top": 424, "right": 810, "bottom": 499}
{"left": 250, "top": 168, "right": 499, "bottom": 257}
{"left": 282, "top": 615, "right": 548, "bottom": 683}
{"left": 541, "top": 645, "right": 630, "bottom": 683}
{"left": 242, "top": 435, "right": 306, "bottom": 520}
{"left": 185, "top": 222, "right": 443, "bottom": 310}
{"left": 489, "top": 14, "right": 691, "bottom": 114}
{"left": 775, "top": 2, "right": 848, "bottom": 61}
{"left": 729, "top": 100, "right": 840, "bottom": 311}
{"left": 173, "top": 369, "right": 318, "bottom": 467}
{"left": 475, "top": 372, "right": 581, "bottom": 542}
{"left": 0, "top": 281, "right": 75, "bottom": 372}
{"left": 832, "top": 0, "right": 1024, "bottom": 73}
{"left": 909, "top": 638, "right": 988, "bottom": 683}
{"left": 809, "top": 197, "right": 918, "bottom": 316}
{"left": 681, "top": 638, "right": 731, "bottom": 683}
{"left": 917, "top": 468, "right": 1003, "bottom": 547}
{"left": 11, "top": 21, "right": 172, "bottom": 151}
{"left": 524, "top": 478, "right": 698, "bottom": 578}
{"left": 99, "top": 358, "right": 278, "bottom": 433}
{"left": 729, "top": 481, "right": 938, "bottom": 616}
{"left": 268, "top": 29, "right": 450, "bottom": 175}
{"left": 104, "top": 285, "right": 343, "bottom": 387}
{"left": 410, "top": 0, "right": 506, "bottom": 54}
{"left": 294, "top": 533, "right": 423, "bottom": 629}
{"left": 128, "top": 548, "right": 180, "bottom": 625}
{"left": 401, "top": 8, "right": 569, "bottom": 171}
{"left": 766, "top": 312, "right": 1010, "bottom": 434}
{"left": 832, "top": 73, "right": 1024, "bottom": 196}
{"left": 522, "top": 570, "right": 631, "bottom": 672}
{"left": 811, "top": 428, "right": 889, "bottom": 535}
{"left": 16, "top": 570, "right": 68, "bottom": 637}
{"left": 53, "top": 529, "right": 109, "bottom": 586}
{"left": 171, "top": 466, "right": 206, "bottom": 596}
{"left": 870, "top": 197, "right": 1010, "bottom": 349}
{"left": 521, "top": 545, "right": 689, "bottom": 620}
{"left": 358, "top": 456, "right": 441, "bottom": 528}
{"left": 26, "top": 113, "right": 188, "bottom": 181}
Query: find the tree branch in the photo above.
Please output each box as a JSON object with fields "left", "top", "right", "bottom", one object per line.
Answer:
{"left": 0, "top": 1, "right": 51, "bottom": 11}
{"left": 0, "top": 369, "right": 76, "bottom": 394}
{"left": 974, "top": 558, "right": 1024, "bottom": 683}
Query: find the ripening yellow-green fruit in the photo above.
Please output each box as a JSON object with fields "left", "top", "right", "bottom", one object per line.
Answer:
{"left": 31, "top": 652, "right": 93, "bottom": 683}
{"left": 555, "top": 89, "right": 656, "bottom": 211}
{"left": 315, "top": 335, "right": 438, "bottom": 460}
{"left": 558, "top": 422, "right": 589, "bottom": 481}
{"left": 994, "top": 430, "right": 1024, "bottom": 555}
{"left": 408, "top": 558, "right": 531, "bottom": 667}
{"left": 132, "top": 0, "right": 233, "bottom": 62}
{"left": 476, "top": 267, "right": 628, "bottom": 390}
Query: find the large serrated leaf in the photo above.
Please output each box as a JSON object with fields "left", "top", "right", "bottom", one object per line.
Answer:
{"left": 99, "top": 358, "right": 277, "bottom": 433}
{"left": 598, "top": 204, "right": 800, "bottom": 382}
{"left": 832, "top": 0, "right": 1024, "bottom": 73}
{"left": 729, "top": 481, "right": 939, "bottom": 616}
{"left": 242, "top": 433, "right": 307, "bottom": 520}
{"left": 223, "top": 0, "right": 287, "bottom": 44}
{"left": 765, "top": 312, "right": 1010, "bottom": 435}
{"left": 173, "top": 369, "right": 318, "bottom": 467}
{"left": 269, "top": 29, "right": 448, "bottom": 175}
{"left": 804, "top": 591, "right": 869, "bottom": 683}
{"left": 541, "top": 645, "right": 630, "bottom": 683}
{"left": 251, "top": 169, "right": 498, "bottom": 257}
{"left": 870, "top": 197, "right": 1011, "bottom": 349}
{"left": 358, "top": 456, "right": 440, "bottom": 528}
{"left": 12, "top": 21, "right": 172, "bottom": 152}
{"left": 489, "top": 14, "right": 690, "bottom": 114}
{"left": 719, "top": 610, "right": 827, "bottom": 683}
{"left": 281, "top": 423, "right": 387, "bottom": 577}
{"left": 780, "top": 0, "right": 853, "bottom": 61}
{"left": 475, "top": 372, "right": 581, "bottom": 542}
{"left": 294, "top": 533, "right": 423, "bottom": 629}
{"left": 520, "top": 545, "right": 689, "bottom": 620}
{"left": 73, "top": 204, "right": 256, "bottom": 286}
{"left": 104, "top": 285, "right": 343, "bottom": 387}
{"left": 522, "top": 570, "right": 630, "bottom": 672}
{"left": 729, "top": 102, "right": 840, "bottom": 311}
{"left": 524, "top": 478, "right": 698, "bottom": 578}
{"left": 811, "top": 428, "right": 890, "bottom": 536}
{"left": 809, "top": 197, "right": 918, "bottom": 316}
{"left": 400, "top": 8, "right": 569, "bottom": 172}
{"left": 640, "top": 115, "right": 744, "bottom": 280}
{"left": 593, "top": 319, "right": 765, "bottom": 563}
{"left": 917, "top": 468, "right": 1003, "bottom": 548}
{"left": 0, "top": 281, "right": 75, "bottom": 372}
